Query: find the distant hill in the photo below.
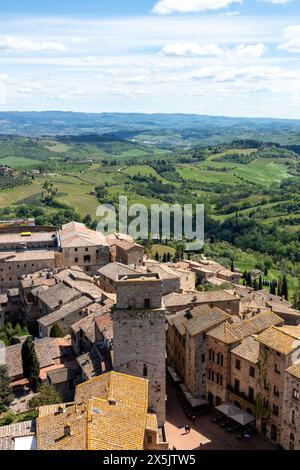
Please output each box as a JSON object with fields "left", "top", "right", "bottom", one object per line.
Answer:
{"left": 0, "top": 111, "right": 300, "bottom": 146}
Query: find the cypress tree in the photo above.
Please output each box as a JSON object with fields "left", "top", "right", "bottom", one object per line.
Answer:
{"left": 21, "top": 337, "right": 40, "bottom": 392}
{"left": 162, "top": 253, "right": 167, "bottom": 263}
{"left": 277, "top": 279, "right": 283, "bottom": 298}
{"left": 231, "top": 260, "right": 235, "bottom": 273}
{"left": 258, "top": 275, "right": 263, "bottom": 291}
{"left": 281, "top": 274, "right": 289, "bottom": 301}
{"left": 0, "top": 365, "right": 13, "bottom": 412}
{"left": 155, "top": 251, "right": 159, "bottom": 261}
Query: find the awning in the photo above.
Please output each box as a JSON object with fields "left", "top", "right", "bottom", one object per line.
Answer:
{"left": 216, "top": 403, "right": 255, "bottom": 425}
{"left": 167, "top": 366, "right": 181, "bottom": 384}
{"left": 231, "top": 410, "right": 254, "bottom": 426}
{"left": 179, "top": 383, "right": 209, "bottom": 408}
{"left": 216, "top": 403, "right": 240, "bottom": 417}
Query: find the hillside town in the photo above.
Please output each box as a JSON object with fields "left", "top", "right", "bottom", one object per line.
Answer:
{"left": 0, "top": 221, "right": 300, "bottom": 451}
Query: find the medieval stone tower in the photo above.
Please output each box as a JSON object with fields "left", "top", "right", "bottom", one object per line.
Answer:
{"left": 113, "top": 273, "right": 166, "bottom": 426}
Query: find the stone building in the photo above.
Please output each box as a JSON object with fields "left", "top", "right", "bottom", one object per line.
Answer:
{"left": 228, "top": 336, "right": 260, "bottom": 416}
{"left": 146, "top": 264, "right": 181, "bottom": 295}
{"left": 109, "top": 239, "right": 144, "bottom": 268}
{"left": 255, "top": 325, "right": 300, "bottom": 444}
{"left": 205, "top": 312, "right": 283, "bottom": 407}
{"left": 58, "top": 222, "right": 109, "bottom": 274}
{"left": 96, "top": 262, "right": 139, "bottom": 293}
{"left": 282, "top": 363, "right": 300, "bottom": 450}
{"left": 113, "top": 273, "right": 166, "bottom": 427}
{"left": 38, "top": 296, "right": 92, "bottom": 337}
{"left": 167, "top": 305, "right": 230, "bottom": 399}
{"left": 0, "top": 251, "right": 57, "bottom": 288}
{"left": 0, "top": 289, "right": 20, "bottom": 325}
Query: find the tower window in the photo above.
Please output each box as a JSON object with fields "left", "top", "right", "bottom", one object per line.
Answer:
{"left": 143, "top": 364, "right": 148, "bottom": 377}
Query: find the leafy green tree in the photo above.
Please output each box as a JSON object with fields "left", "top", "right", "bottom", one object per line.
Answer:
{"left": 0, "top": 365, "right": 13, "bottom": 413}
{"left": 174, "top": 242, "right": 185, "bottom": 262}
{"left": 21, "top": 337, "right": 40, "bottom": 392}
{"left": 41, "top": 180, "right": 57, "bottom": 206}
{"left": 27, "top": 385, "right": 62, "bottom": 409}
{"left": 83, "top": 214, "right": 92, "bottom": 227}
{"left": 50, "top": 323, "right": 65, "bottom": 338}
{"left": 95, "top": 185, "right": 108, "bottom": 202}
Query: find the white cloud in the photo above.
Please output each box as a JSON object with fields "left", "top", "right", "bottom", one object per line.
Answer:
{"left": 278, "top": 25, "right": 300, "bottom": 52}
{"left": 226, "top": 43, "right": 268, "bottom": 60}
{"left": 160, "top": 43, "right": 225, "bottom": 56}
{"left": 263, "top": 0, "right": 292, "bottom": 4}
{"left": 159, "top": 42, "right": 267, "bottom": 60}
{"left": 0, "top": 36, "right": 67, "bottom": 53}
{"left": 152, "top": 0, "right": 243, "bottom": 15}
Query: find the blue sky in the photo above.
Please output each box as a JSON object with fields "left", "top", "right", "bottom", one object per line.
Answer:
{"left": 0, "top": 0, "right": 299, "bottom": 117}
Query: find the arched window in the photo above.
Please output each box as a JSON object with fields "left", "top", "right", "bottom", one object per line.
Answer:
{"left": 216, "top": 373, "right": 220, "bottom": 384}
{"left": 143, "top": 364, "right": 148, "bottom": 377}
{"left": 211, "top": 370, "right": 215, "bottom": 382}
{"left": 220, "top": 375, "right": 223, "bottom": 386}
{"left": 292, "top": 409, "right": 295, "bottom": 425}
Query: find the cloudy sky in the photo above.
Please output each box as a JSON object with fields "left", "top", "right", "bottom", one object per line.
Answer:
{"left": 0, "top": 0, "right": 299, "bottom": 118}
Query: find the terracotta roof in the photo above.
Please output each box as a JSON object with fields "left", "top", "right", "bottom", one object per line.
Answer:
{"left": 62, "top": 278, "right": 104, "bottom": 301}
{"left": 256, "top": 326, "right": 300, "bottom": 354}
{"left": 0, "top": 231, "right": 56, "bottom": 244}
{"left": 231, "top": 336, "right": 260, "bottom": 364}
{"left": 54, "top": 267, "right": 91, "bottom": 282}
{"left": 5, "top": 337, "right": 67, "bottom": 379}
{"left": 112, "top": 239, "right": 144, "bottom": 252}
{"left": 71, "top": 305, "right": 112, "bottom": 343}
{"left": 286, "top": 363, "right": 300, "bottom": 380}
{"left": 207, "top": 322, "right": 240, "bottom": 344}
{"left": 147, "top": 264, "right": 179, "bottom": 280}
{"left": 37, "top": 372, "right": 149, "bottom": 450}
{"left": 37, "top": 283, "right": 80, "bottom": 311}
{"left": 97, "top": 262, "right": 138, "bottom": 282}
{"left": 47, "top": 367, "right": 76, "bottom": 385}
{"left": 76, "top": 349, "right": 103, "bottom": 380}
{"left": 163, "top": 290, "right": 239, "bottom": 308}
{"left": 208, "top": 311, "right": 283, "bottom": 344}
{"left": 0, "top": 251, "right": 56, "bottom": 262}
{"left": 0, "top": 421, "right": 36, "bottom": 450}
{"left": 38, "top": 296, "right": 92, "bottom": 327}
{"left": 168, "top": 305, "right": 231, "bottom": 337}
{"left": 59, "top": 222, "right": 108, "bottom": 248}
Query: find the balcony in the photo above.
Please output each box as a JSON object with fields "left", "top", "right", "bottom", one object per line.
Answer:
{"left": 227, "top": 385, "right": 256, "bottom": 406}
